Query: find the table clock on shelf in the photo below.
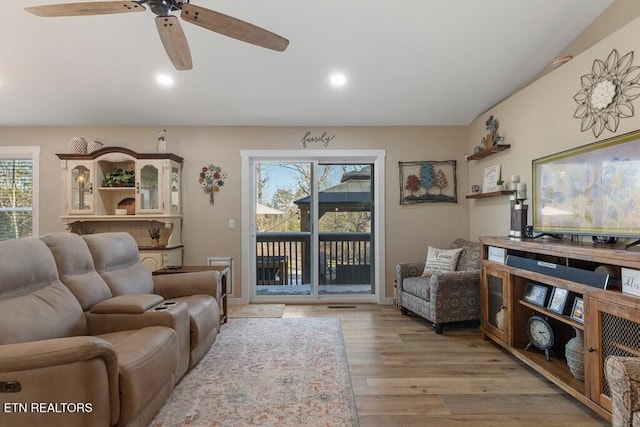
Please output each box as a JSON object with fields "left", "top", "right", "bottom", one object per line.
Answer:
{"left": 525, "top": 314, "right": 554, "bottom": 361}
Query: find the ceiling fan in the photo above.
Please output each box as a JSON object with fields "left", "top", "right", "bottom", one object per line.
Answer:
{"left": 24, "top": 0, "right": 289, "bottom": 70}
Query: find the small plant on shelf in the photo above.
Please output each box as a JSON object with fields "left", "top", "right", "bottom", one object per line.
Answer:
{"left": 484, "top": 115, "right": 503, "bottom": 145}
{"left": 149, "top": 226, "right": 161, "bottom": 239}
{"left": 103, "top": 168, "right": 135, "bottom": 187}
{"left": 149, "top": 226, "right": 161, "bottom": 247}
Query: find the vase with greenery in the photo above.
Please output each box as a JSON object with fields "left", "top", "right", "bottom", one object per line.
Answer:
{"left": 149, "top": 226, "right": 161, "bottom": 247}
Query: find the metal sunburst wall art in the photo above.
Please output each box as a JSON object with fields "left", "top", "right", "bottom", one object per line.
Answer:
{"left": 573, "top": 49, "right": 640, "bottom": 138}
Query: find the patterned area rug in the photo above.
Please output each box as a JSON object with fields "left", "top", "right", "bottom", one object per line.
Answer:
{"left": 151, "top": 318, "right": 359, "bottom": 426}
{"left": 228, "top": 304, "right": 285, "bottom": 318}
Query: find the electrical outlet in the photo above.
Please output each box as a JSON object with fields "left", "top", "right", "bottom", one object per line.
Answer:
{"left": 228, "top": 219, "right": 235, "bottom": 229}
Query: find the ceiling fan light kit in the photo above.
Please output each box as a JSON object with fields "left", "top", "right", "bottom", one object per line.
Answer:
{"left": 24, "top": 0, "right": 289, "bottom": 71}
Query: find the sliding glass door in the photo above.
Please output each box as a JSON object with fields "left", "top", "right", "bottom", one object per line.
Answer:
{"left": 316, "top": 164, "right": 373, "bottom": 295}
{"left": 242, "top": 150, "right": 384, "bottom": 303}
{"left": 255, "top": 160, "right": 314, "bottom": 296}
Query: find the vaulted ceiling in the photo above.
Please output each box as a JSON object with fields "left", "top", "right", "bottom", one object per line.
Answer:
{"left": 1, "top": 0, "right": 613, "bottom": 126}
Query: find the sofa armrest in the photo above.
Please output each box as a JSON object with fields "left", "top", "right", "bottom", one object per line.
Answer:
{"left": 0, "top": 336, "right": 117, "bottom": 373}
{"left": 90, "top": 294, "right": 164, "bottom": 314}
{"left": 395, "top": 262, "right": 425, "bottom": 289}
{"left": 86, "top": 302, "right": 191, "bottom": 380}
{"left": 152, "top": 270, "right": 218, "bottom": 299}
{"left": 428, "top": 269, "right": 481, "bottom": 323}
{"left": 0, "top": 336, "right": 120, "bottom": 426}
{"left": 429, "top": 269, "right": 481, "bottom": 298}
{"left": 605, "top": 356, "right": 640, "bottom": 427}
{"left": 86, "top": 301, "right": 190, "bottom": 336}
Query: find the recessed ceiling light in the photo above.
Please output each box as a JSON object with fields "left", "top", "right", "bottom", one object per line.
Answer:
{"left": 156, "top": 74, "right": 174, "bottom": 87}
{"left": 329, "top": 72, "right": 347, "bottom": 88}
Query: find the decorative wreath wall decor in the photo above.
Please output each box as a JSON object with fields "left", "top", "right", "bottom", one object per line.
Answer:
{"left": 573, "top": 49, "right": 640, "bottom": 138}
{"left": 199, "top": 164, "right": 227, "bottom": 205}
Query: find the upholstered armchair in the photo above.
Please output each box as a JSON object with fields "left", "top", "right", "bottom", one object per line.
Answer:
{"left": 605, "top": 356, "right": 640, "bottom": 426}
{"left": 395, "top": 239, "right": 481, "bottom": 334}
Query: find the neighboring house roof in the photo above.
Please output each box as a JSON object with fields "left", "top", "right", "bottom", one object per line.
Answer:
{"left": 257, "top": 203, "right": 285, "bottom": 215}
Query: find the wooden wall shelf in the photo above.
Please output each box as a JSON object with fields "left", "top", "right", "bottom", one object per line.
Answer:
{"left": 466, "top": 190, "right": 514, "bottom": 199}
{"left": 466, "top": 144, "right": 511, "bottom": 160}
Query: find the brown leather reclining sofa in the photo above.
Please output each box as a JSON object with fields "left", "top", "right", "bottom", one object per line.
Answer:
{"left": 0, "top": 232, "right": 220, "bottom": 427}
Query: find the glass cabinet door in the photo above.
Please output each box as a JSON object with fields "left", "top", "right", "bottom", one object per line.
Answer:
{"left": 585, "top": 296, "right": 640, "bottom": 406}
{"left": 482, "top": 267, "right": 509, "bottom": 342}
{"left": 136, "top": 161, "right": 161, "bottom": 213}
{"left": 170, "top": 164, "right": 180, "bottom": 214}
{"left": 69, "top": 162, "right": 94, "bottom": 213}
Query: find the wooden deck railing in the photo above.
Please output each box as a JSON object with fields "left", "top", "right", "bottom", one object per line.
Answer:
{"left": 256, "top": 232, "right": 371, "bottom": 285}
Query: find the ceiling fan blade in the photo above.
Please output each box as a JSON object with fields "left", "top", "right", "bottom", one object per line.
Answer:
{"left": 155, "top": 16, "right": 193, "bottom": 71}
{"left": 25, "top": 1, "right": 145, "bottom": 17}
{"left": 181, "top": 4, "right": 289, "bottom": 52}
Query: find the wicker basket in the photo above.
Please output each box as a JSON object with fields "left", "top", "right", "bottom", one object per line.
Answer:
{"left": 87, "top": 140, "right": 103, "bottom": 153}
{"left": 68, "top": 137, "right": 87, "bottom": 154}
{"left": 117, "top": 198, "right": 135, "bottom": 215}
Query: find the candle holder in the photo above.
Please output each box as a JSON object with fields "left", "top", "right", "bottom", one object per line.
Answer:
{"left": 510, "top": 183, "right": 528, "bottom": 238}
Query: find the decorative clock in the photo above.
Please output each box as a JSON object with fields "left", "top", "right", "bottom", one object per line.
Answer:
{"left": 592, "top": 236, "right": 618, "bottom": 244}
{"left": 525, "top": 315, "right": 554, "bottom": 361}
{"left": 573, "top": 49, "right": 640, "bottom": 138}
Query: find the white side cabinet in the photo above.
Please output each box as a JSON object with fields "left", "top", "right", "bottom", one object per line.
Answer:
{"left": 140, "top": 247, "right": 183, "bottom": 272}
{"left": 57, "top": 147, "right": 184, "bottom": 266}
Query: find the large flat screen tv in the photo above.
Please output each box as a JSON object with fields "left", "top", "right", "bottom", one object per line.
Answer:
{"left": 532, "top": 130, "right": 640, "bottom": 241}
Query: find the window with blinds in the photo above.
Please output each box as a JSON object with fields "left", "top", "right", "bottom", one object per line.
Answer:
{"left": 0, "top": 147, "right": 39, "bottom": 240}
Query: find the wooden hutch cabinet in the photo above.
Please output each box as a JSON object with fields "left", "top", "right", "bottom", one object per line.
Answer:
{"left": 56, "top": 147, "right": 184, "bottom": 271}
{"left": 480, "top": 236, "right": 640, "bottom": 421}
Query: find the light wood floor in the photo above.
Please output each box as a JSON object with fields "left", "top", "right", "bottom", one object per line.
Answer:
{"left": 283, "top": 304, "right": 608, "bottom": 427}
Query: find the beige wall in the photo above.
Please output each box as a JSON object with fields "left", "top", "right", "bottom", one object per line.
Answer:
{"left": 467, "top": 15, "right": 640, "bottom": 240}
{"left": 0, "top": 126, "right": 469, "bottom": 300}
{"left": 533, "top": 0, "right": 640, "bottom": 81}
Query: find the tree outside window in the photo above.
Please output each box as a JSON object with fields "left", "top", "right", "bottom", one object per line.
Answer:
{"left": 0, "top": 147, "right": 39, "bottom": 240}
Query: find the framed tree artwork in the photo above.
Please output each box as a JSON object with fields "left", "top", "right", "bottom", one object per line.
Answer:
{"left": 399, "top": 160, "right": 457, "bottom": 204}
